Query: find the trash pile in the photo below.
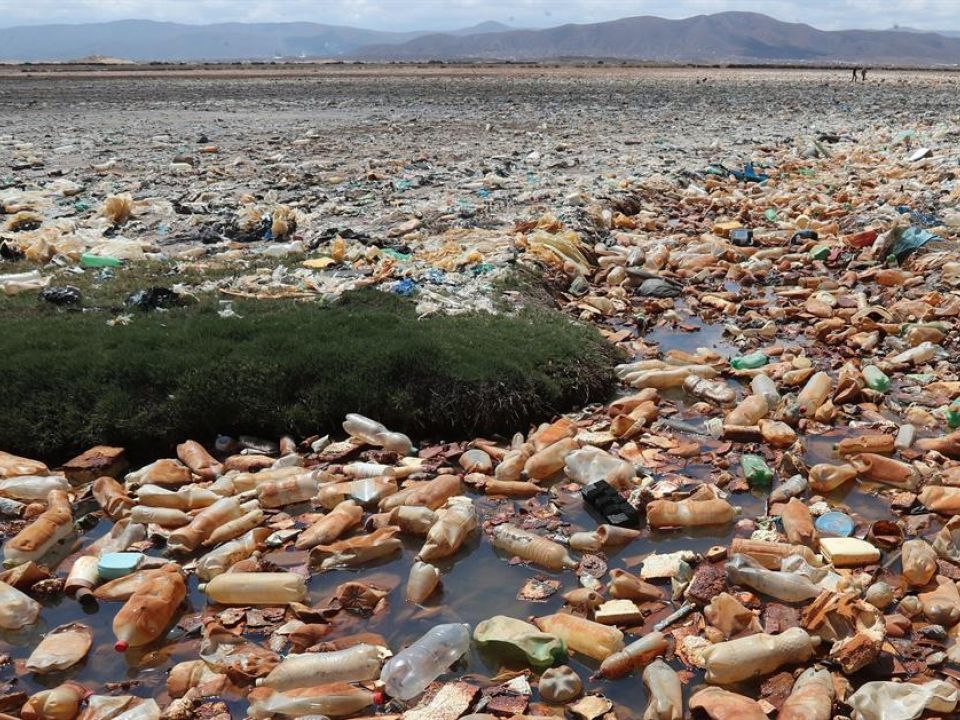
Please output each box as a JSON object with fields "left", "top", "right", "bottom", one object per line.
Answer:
{"left": 3, "top": 71, "right": 960, "bottom": 720}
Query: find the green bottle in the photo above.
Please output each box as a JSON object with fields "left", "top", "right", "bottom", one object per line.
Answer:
{"left": 862, "top": 365, "right": 890, "bottom": 393}
{"left": 764, "top": 208, "right": 778, "bottom": 222}
{"left": 742, "top": 454, "right": 773, "bottom": 488}
{"left": 948, "top": 402, "right": 960, "bottom": 430}
{"left": 730, "top": 352, "right": 769, "bottom": 370}
{"left": 809, "top": 245, "right": 830, "bottom": 261}
{"left": 80, "top": 253, "right": 121, "bottom": 268}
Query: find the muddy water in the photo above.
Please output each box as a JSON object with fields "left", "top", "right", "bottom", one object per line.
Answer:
{"left": 0, "top": 323, "right": 921, "bottom": 718}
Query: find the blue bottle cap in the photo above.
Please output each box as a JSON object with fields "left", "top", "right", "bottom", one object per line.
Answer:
{"left": 815, "top": 511, "right": 855, "bottom": 538}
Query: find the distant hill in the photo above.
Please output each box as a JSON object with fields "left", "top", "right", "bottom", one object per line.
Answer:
{"left": 2, "top": 13, "right": 960, "bottom": 65}
{"left": 0, "top": 19, "right": 511, "bottom": 62}
{"left": 359, "top": 12, "right": 960, "bottom": 66}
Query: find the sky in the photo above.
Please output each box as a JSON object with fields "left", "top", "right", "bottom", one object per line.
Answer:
{"left": 0, "top": 0, "right": 955, "bottom": 32}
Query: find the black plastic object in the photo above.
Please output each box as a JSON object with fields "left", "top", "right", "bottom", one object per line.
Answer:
{"left": 729, "top": 228, "right": 754, "bottom": 246}
{"left": 126, "top": 287, "right": 181, "bottom": 311}
{"left": 581, "top": 480, "right": 640, "bottom": 527}
{"left": 40, "top": 286, "right": 82, "bottom": 306}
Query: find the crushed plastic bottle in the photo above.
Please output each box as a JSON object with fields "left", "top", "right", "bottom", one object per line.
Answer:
{"left": 379, "top": 624, "right": 471, "bottom": 700}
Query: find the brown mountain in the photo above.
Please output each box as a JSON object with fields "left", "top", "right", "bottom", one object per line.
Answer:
{"left": 356, "top": 11, "right": 960, "bottom": 66}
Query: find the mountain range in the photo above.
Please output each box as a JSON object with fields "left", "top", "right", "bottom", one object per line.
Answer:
{"left": 2, "top": 13, "right": 960, "bottom": 66}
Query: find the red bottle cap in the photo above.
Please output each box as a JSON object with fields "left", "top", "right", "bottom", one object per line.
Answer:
{"left": 373, "top": 690, "right": 386, "bottom": 705}
{"left": 114, "top": 640, "right": 129, "bottom": 652}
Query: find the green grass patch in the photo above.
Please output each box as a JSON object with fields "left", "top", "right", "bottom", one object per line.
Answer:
{"left": 0, "top": 289, "right": 620, "bottom": 461}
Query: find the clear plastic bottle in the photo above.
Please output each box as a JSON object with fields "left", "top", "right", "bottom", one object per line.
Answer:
{"left": 683, "top": 376, "right": 736, "bottom": 405}
{"left": 379, "top": 623, "right": 471, "bottom": 700}
{"left": 195, "top": 528, "right": 271, "bottom": 581}
{"left": 750, "top": 373, "right": 780, "bottom": 407}
{"left": 725, "top": 394, "right": 769, "bottom": 426}
{"left": 199, "top": 572, "right": 307, "bottom": 605}
{"left": 113, "top": 566, "right": 186, "bottom": 651}
{"left": 342, "top": 413, "right": 413, "bottom": 455}
{"left": 797, "top": 372, "right": 832, "bottom": 417}
{"left": 130, "top": 506, "right": 191, "bottom": 527}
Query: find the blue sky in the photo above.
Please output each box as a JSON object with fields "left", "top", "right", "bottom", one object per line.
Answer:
{"left": 0, "top": 0, "right": 954, "bottom": 32}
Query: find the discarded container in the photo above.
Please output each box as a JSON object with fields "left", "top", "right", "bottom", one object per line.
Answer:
{"left": 730, "top": 352, "right": 768, "bottom": 370}
{"left": 343, "top": 413, "right": 413, "bottom": 455}
{"left": 596, "top": 631, "right": 667, "bottom": 679}
{"left": 647, "top": 497, "right": 736, "bottom": 528}
{"left": 702, "top": 627, "right": 819, "bottom": 683}
{"left": 248, "top": 683, "right": 373, "bottom": 719}
{"left": 200, "top": 572, "right": 307, "bottom": 605}
{"left": 4, "top": 489, "right": 73, "bottom": 564}
{"left": 259, "top": 644, "right": 384, "bottom": 690}
{"left": 113, "top": 565, "right": 186, "bottom": 651}
{"left": 379, "top": 623, "right": 471, "bottom": 700}
{"left": 491, "top": 523, "right": 577, "bottom": 570}
{"left": 741, "top": 454, "right": 773, "bottom": 487}
{"left": 532, "top": 613, "right": 624, "bottom": 661}
{"left": 474, "top": 615, "right": 565, "bottom": 667}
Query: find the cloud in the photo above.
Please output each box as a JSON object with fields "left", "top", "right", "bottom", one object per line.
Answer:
{"left": 0, "top": 0, "right": 957, "bottom": 31}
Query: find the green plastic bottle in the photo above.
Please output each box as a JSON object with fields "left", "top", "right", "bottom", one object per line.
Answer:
{"left": 730, "top": 352, "right": 769, "bottom": 371}
{"left": 948, "top": 402, "right": 960, "bottom": 430}
{"left": 80, "top": 253, "right": 121, "bottom": 268}
{"left": 809, "top": 245, "right": 830, "bottom": 261}
{"left": 742, "top": 454, "right": 773, "bottom": 488}
{"left": 862, "top": 365, "right": 890, "bottom": 393}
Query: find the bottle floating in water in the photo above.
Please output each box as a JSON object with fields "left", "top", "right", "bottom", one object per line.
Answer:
{"left": 379, "top": 623, "right": 471, "bottom": 700}
{"left": 862, "top": 365, "right": 890, "bottom": 393}
{"left": 741, "top": 454, "right": 773, "bottom": 488}
{"left": 730, "top": 352, "right": 768, "bottom": 370}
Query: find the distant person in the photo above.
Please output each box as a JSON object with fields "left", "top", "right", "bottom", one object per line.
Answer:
{"left": 861, "top": 67, "right": 868, "bottom": 81}
{"left": 852, "top": 67, "right": 859, "bottom": 81}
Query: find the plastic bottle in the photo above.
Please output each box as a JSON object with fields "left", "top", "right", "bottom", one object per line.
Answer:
{"left": 379, "top": 624, "right": 471, "bottom": 700}
{"left": 621, "top": 365, "right": 718, "bottom": 390}
{"left": 683, "top": 376, "right": 736, "bottom": 405}
{"left": 862, "top": 365, "right": 890, "bottom": 393}
{"left": 200, "top": 572, "right": 307, "bottom": 605}
{"left": 758, "top": 419, "right": 797, "bottom": 448}
{"left": 608, "top": 568, "right": 664, "bottom": 601}
{"left": 702, "top": 627, "right": 819, "bottom": 684}
{"left": 902, "top": 538, "right": 939, "bottom": 587}
{"left": 248, "top": 684, "right": 371, "bottom": 720}
{"left": 729, "top": 539, "right": 817, "bottom": 569}
{"left": 524, "top": 437, "right": 579, "bottom": 481}
{"left": 296, "top": 500, "right": 364, "bottom": 550}
{"left": 725, "top": 554, "right": 820, "bottom": 602}
{"left": 167, "top": 497, "right": 243, "bottom": 553}
{"left": 379, "top": 473, "right": 460, "bottom": 511}
{"left": 563, "top": 446, "right": 636, "bottom": 489}
{"left": 890, "top": 341, "right": 938, "bottom": 365}
{"left": 130, "top": 506, "right": 191, "bottom": 527}
{"left": 259, "top": 644, "right": 383, "bottom": 690}
{"left": 195, "top": 528, "right": 271, "bottom": 582}
{"left": 920, "top": 576, "right": 960, "bottom": 626}
{"left": 113, "top": 566, "right": 186, "bottom": 651}
{"left": 92, "top": 476, "right": 134, "bottom": 520}
{"left": 406, "top": 560, "right": 441, "bottom": 604}
{"left": 491, "top": 523, "right": 577, "bottom": 571}
{"left": 4, "top": 489, "right": 73, "bottom": 564}
{"left": 257, "top": 474, "right": 318, "bottom": 508}
{"left": 342, "top": 413, "right": 413, "bottom": 455}
{"left": 176, "top": 440, "right": 222, "bottom": 480}
{"left": 725, "top": 394, "right": 769, "bottom": 426}
{"left": 849, "top": 453, "right": 918, "bottom": 489}
{"left": 642, "top": 659, "right": 682, "bottom": 720}
{"left": 417, "top": 497, "right": 478, "bottom": 562}
{"left": 916, "top": 429, "right": 960, "bottom": 459}
{"left": 532, "top": 614, "right": 623, "bottom": 661}
{"left": 65, "top": 556, "right": 100, "bottom": 604}
{"left": 88, "top": 518, "right": 146, "bottom": 557}
{"left": 769, "top": 474, "right": 807, "bottom": 504}
{"left": 204, "top": 507, "right": 265, "bottom": 547}
{"left": 750, "top": 374, "right": 780, "bottom": 407}
{"left": 597, "top": 631, "right": 668, "bottom": 679}
{"left": 136, "top": 483, "right": 219, "bottom": 510}
{"left": 797, "top": 372, "right": 832, "bottom": 417}
{"left": 807, "top": 463, "right": 857, "bottom": 493}
{"left": 780, "top": 498, "right": 817, "bottom": 547}
{"left": 948, "top": 402, "right": 960, "bottom": 430}
{"left": 836, "top": 435, "right": 895, "bottom": 456}
{"left": 730, "top": 352, "right": 768, "bottom": 370}
{"left": 0, "top": 579, "right": 41, "bottom": 629}
{"left": 741, "top": 454, "right": 773, "bottom": 488}
{"left": 646, "top": 498, "right": 736, "bottom": 528}
{"left": 20, "top": 682, "right": 88, "bottom": 720}
{"left": 0, "top": 474, "right": 70, "bottom": 501}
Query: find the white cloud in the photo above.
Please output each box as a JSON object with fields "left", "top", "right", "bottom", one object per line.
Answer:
{"left": 0, "top": 0, "right": 957, "bottom": 31}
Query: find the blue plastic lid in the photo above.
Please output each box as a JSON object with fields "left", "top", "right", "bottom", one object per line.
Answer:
{"left": 98, "top": 552, "right": 144, "bottom": 580}
{"left": 815, "top": 511, "right": 855, "bottom": 538}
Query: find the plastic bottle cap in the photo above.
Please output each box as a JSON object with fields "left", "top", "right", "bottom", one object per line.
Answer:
{"left": 373, "top": 690, "right": 386, "bottom": 705}
{"left": 815, "top": 511, "right": 855, "bottom": 538}
{"left": 114, "top": 640, "right": 129, "bottom": 652}
{"left": 197, "top": 583, "right": 207, "bottom": 592}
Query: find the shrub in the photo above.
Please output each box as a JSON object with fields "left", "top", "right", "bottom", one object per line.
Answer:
{"left": 0, "top": 290, "right": 620, "bottom": 461}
